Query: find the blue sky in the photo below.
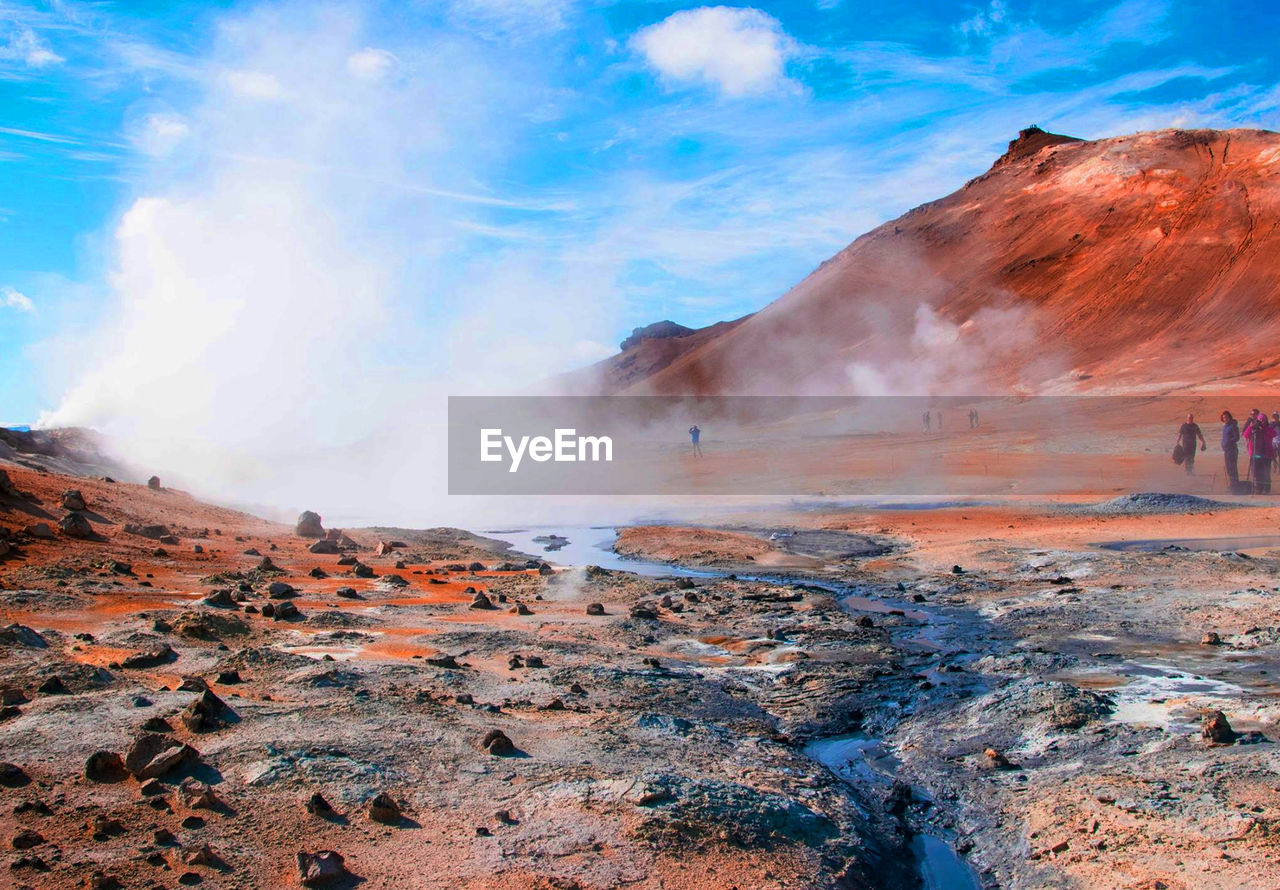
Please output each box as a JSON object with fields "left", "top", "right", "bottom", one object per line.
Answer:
{"left": 2, "top": 0, "right": 1279, "bottom": 428}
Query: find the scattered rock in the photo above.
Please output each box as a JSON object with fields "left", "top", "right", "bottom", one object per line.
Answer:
{"left": 11, "top": 828, "right": 44, "bottom": 850}
{"left": 297, "top": 850, "right": 350, "bottom": 887}
{"left": 61, "top": 489, "right": 87, "bottom": 511}
{"left": 296, "top": 511, "right": 325, "bottom": 538}
{"left": 470, "top": 592, "right": 496, "bottom": 610}
{"left": 586, "top": 603, "right": 605, "bottom": 616}
{"left": 0, "top": 762, "right": 30, "bottom": 787}
{"left": 1202, "top": 710, "right": 1237, "bottom": 744}
{"left": 24, "top": 522, "right": 54, "bottom": 539}
{"left": 309, "top": 539, "right": 339, "bottom": 555}
{"left": 480, "top": 729, "right": 516, "bottom": 756}
{"left": 367, "top": 792, "right": 401, "bottom": 824}
{"left": 983, "top": 747, "right": 1018, "bottom": 770}
{"left": 272, "top": 600, "right": 301, "bottom": 621}
{"left": 306, "top": 791, "right": 336, "bottom": 817}
{"left": 1201, "top": 631, "right": 1222, "bottom": 646}
{"left": 122, "top": 644, "right": 178, "bottom": 669}
{"left": 268, "top": 581, "right": 297, "bottom": 599}
{"left": 125, "top": 733, "right": 199, "bottom": 780}
{"left": 148, "top": 475, "right": 162, "bottom": 490}
{"left": 59, "top": 511, "right": 93, "bottom": 538}
{"left": 84, "top": 750, "right": 128, "bottom": 783}
{"left": 36, "top": 676, "right": 67, "bottom": 694}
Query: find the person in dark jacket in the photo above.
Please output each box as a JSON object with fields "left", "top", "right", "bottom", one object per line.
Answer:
{"left": 1221, "top": 410, "right": 1240, "bottom": 485}
{"left": 1177, "top": 413, "right": 1206, "bottom": 475}
{"left": 1244, "top": 410, "right": 1273, "bottom": 494}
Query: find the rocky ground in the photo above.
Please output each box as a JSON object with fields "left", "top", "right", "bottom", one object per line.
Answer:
{"left": 4, "top": 458, "right": 1280, "bottom": 889}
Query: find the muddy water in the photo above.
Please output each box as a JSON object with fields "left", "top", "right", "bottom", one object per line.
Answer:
{"left": 483, "top": 526, "right": 985, "bottom": 889}
{"left": 484, "top": 526, "right": 710, "bottom": 577}
{"left": 804, "top": 735, "right": 981, "bottom": 890}
{"left": 1095, "top": 534, "right": 1280, "bottom": 552}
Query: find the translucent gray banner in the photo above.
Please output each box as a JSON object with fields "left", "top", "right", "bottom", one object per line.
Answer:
{"left": 448, "top": 395, "right": 1277, "bottom": 496}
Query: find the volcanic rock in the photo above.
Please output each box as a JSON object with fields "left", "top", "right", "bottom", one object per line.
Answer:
{"left": 1202, "top": 710, "right": 1236, "bottom": 744}
{"left": 59, "top": 511, "right": 93, "bottom": 538}
{"left": 61, "top": 488, "right": 86, "bottom": 510}
{"left": 0, "top": 761, "right": 30, "bottom": 786}
{"left": 297, "top": 850, "right": 350, "bottom": 886}
{"left": 367, "top": 792, "right": 401, "bottom": 824}
{"left": 480, "top": 729, "right": 516, "bottom": 756}
{"left": 25, "top": 522, "right": 54, "bottom": 539}
{"left": 469, "top": 592, "right": 496, "bottom": 610}
{"left": 125, "top": 733, "right": 200, "bottom": 780}
{"left": 84, "top": 750, "right": 128, "bottom": 783}
{"left": 296, "top": 511, "right": 325, "bottom": 538}
{"left": 586, "top": 603, "right": 605, "bottom": 616}
{"left": 267, "top": 581, "right": 297, "bottom": 599}
{"left": 122, "top": 644, "right": 177, "bottom": 669}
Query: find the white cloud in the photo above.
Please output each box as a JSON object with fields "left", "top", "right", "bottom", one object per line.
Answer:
{"left": 0, "top": 25, "right": 63, "bottom": 68}
{"left": 1, "top": 286, "right": 34, "bottom": 312}
{"left": 347, "top": 47, "right": 397, "bottom": 80}
{"left": 631, "top": 6, "right": 796, "bottom": 97}
{"left": 223, "top": 69, "right": 285, "bottom": 100}
{"left": 133, "top": 113, "right": 190, "bottom": 156}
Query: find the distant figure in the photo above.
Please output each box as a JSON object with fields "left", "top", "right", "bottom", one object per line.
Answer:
{"left": 1221, "top": 411, "right": 1240, "bottom": 486}
{"left": 1244, "top": 410, "right": 1273, "bottom": 494}
{"left": 688, "top": 424, "right": 703, "bottom": 457}
{"left": 969, "top": 409, "right": 979, "bottom": 429}
{"left": 922, "top": 411, "right": 931, "bottom": 433}
{"left": 1272, "top": 412, "right": 1280, "bottom": 473}
{"left": 1177, "top": 413, "right": 1206, "bottom": 475}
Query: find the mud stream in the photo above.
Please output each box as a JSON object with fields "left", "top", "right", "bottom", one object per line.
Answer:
{"left": 486, "top": 525, "right": 988, "bottom": 887}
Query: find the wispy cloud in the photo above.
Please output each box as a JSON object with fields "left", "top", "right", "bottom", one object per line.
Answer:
{"left": 0, "top": 22, "right": 63, "bottom": 67}
{"left": 1, "top": 285, "right": 34, "bottom": 312}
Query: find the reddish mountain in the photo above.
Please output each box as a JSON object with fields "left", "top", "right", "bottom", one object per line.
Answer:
{"left": 577, "top": 127, "right": 1280, "bottom": 395}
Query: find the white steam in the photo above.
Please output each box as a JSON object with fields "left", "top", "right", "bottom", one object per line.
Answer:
{"left": 37, "top": 3, "right": 617, "bottom": 526}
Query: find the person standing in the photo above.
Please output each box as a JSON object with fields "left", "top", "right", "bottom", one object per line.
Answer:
{"left": 1177, "top": 413, "right": 1206, "bottom": 475}
{"left": 1221, "top": 410, "right": 1241, "bottom": 487}
{"left": 1245, "top": 410, "right": 1273, "bottom": 494}
{"left": 688, "top": 424, "right": 703, "bottom": 457}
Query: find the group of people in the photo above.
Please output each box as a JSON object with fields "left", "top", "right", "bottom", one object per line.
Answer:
{"left": 921, "top": 409, "right": 980, "bottom": 432}
{"left": 1177, "top": 410, "right": 1279, "bottom": 494}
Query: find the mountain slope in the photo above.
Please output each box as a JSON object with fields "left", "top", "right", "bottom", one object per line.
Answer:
{"left": 595, "top": 127, "right": 1280, "bottom": 395}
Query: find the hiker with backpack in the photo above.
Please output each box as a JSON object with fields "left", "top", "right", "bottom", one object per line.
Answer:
{"left": 1221, "top": 410, "right": 1241, "bottom": 487}
{"left": 1176, "top": 413, "right": 1206, "bottom": 475}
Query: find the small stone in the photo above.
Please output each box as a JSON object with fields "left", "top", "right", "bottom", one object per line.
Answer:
{"left": 24, "top": 522, "right": 54, "bottom": 539}
{"left": 61, "top": 489, "right": 87, "bottom": 511}
{"left": 585, "top": 603, "right": 605, "bottom": 616}
{"left": 59, "top": 511, "right": 93, "bottom": 538}
{"left": 367, "top": 792, "right": 401, "bottom": 824}
{"left": 297, "top": 850, "right": 349, "bottom": 887}
{"left": 1202, "top": 710, "right": 1236, "bottom": 744}
{"left": 512, "top": 603, "right": 532, "bottom": 615}
{"left": 84, "top": 750, "right": 128, "bottom": 783}
{"left": 480, "top": 729, "right": 516, "bottom": 756}
{"left": 306, "top": 791, "right": 336, "bottom": 817}
{"left": 469, "top": 592, "right": 496, "bottom": 610}
{"left": 267, "top": 581, "right": 297, "bottom": 599}
{"left": 148, "top": 475, "right": 162, "bottom": 490}
{"left": 855, "top": 615, "right": 875, "bottom": 628}
{"left": 272, "top": 600, "right": 300, "bottom": 621}
{"left": 11, "top": 828, "right": 43, "bottom": 850}
{"left": 983, "top": 747, "right": 1017, "bottom": 770}
{"left": 1201, "top": 631, "right": 1222, "bottom": 646}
